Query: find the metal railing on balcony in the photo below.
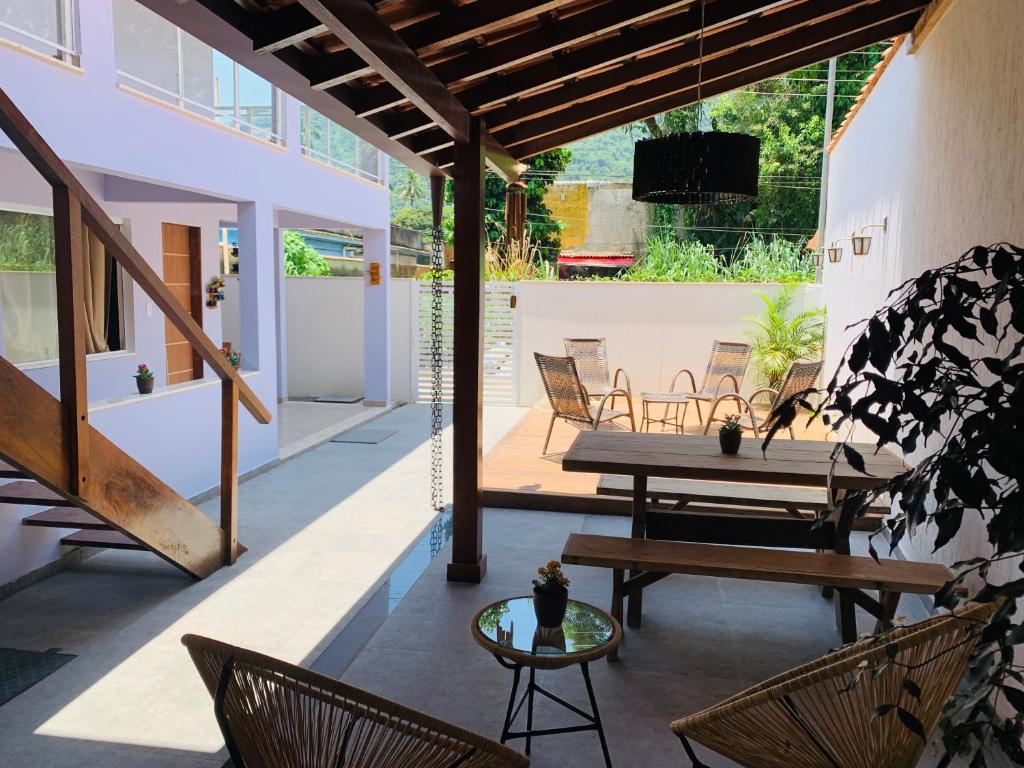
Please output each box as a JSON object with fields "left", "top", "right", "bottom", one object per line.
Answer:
{"left": 0, "top": 0, "right": 79, "bottom": 64}
{"left": 300, "top": 106, "right": 382, "bottom": 183}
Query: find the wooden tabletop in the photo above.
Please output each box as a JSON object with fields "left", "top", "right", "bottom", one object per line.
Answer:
{"left": 562, "top": 432, "right": 907, "bottom": 490}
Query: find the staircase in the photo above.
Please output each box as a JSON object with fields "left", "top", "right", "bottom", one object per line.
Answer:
{"left": 0, "top": 86, "right": 270, "bottom": 581}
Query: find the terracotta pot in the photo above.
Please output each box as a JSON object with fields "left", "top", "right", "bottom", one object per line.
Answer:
{"left": 136, "top": 377, "right": 155, "bottom": 395}
{"left": 533, "top": 585, "right": 568, "bottom": 628}
{"left": 719, "top": 429, "right": 742, "bottom": 455}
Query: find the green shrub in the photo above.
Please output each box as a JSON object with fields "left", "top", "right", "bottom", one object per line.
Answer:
{"left": 283, "top": 231, "right": 331, "bottom": 276}
{"left": 745, "top": 286, "right": 825, "bottom": 389}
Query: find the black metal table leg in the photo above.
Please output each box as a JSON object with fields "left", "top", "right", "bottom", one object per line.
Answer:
{"left": 492, "top": 656, "right": 613, "bottom": 767}
{"left": 526, "top": 666, "right": 535, "bottom": 755}
{"left": 499, "top": 662, "right": 522, "bottom": 744}
{"left": 581, "top": 662, "right": 612, "bottom": 768}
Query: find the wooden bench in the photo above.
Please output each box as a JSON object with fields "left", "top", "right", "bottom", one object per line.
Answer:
{"left": 561, "top": 533, "right": 953, "bottom": 656}
{"left": 596, "top": 474, "right": 891, "bottom": 520}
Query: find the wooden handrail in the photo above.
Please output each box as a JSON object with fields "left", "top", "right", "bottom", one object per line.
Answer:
{"left": 0, "top": 86, "right": 271, "bottom": 424}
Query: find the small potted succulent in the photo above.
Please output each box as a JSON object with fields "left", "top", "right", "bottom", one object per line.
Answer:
{"left": 134, "top": 363, "right": 155, "bottom": 394}
{"left": 532, "top": 560, "right": 570, "bottom": 628}
{"left": 718, "top": 414, "right": 743, "bottom": 454}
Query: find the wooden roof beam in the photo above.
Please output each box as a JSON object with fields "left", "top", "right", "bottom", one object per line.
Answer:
{"left": 252, "top": 4, "right": 328, "bottom": 55}
{"left": 485, "top": 0, "right": 885, "bottom": 133}
{"left": 352, "top": 0, "right": 711, "bottom": 117}
{"left": 371, "top": 0, "right": 773, "bottom": 138}
{"left": 505, "top": 14, "right": 923, "bottom": 159}
{"left": 295, "top": 0, "right": 517, "bottom": 179}
{"left": 493, "top": 0, "right": 926, "bottom": 149}
{"left": 307, "top": 0, "right": 580, "bottom": 89}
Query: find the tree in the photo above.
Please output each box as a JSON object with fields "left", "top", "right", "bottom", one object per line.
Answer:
{"left": 395, "top": 169, "right": 426, "bottom": 204}
{"left": 283, "top": 230, "right": 330, "bottom": 276}
{"left": 636, "top": 45, "right": 890, "bottom": 255}
{"left": 392, "top": 205, "right": 433, "bottom": 233}
{"left": 483, "top": 149, "right": 572, "bottom": 259}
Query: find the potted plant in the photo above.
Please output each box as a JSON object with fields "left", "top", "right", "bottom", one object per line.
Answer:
{"left": 134, "top": 363, "right": 155, "bottom": 394}
{"left": 532, "top": 560, "right": 570, "bottom": 628}
{"left": 221, "top": 343, "right": 241, "bottom": 369}
{"left": 718, "top": 414, "right": 742, "bottom": 454}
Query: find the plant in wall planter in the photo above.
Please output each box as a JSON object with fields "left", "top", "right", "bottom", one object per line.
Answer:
{"left": 532, "top": 560, "right": 570, "bottom": 628}
{"left": 220, "top": 343, "right": 241, "bottom": 370}
{"left": 134, "top": 363, "right": 155, "bottom": 394}
{"left": 718, "top": 414, "right": 743, "bottom": 454}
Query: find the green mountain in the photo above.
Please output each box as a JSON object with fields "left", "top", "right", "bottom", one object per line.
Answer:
{"left": 562, "top": 127, "right": 639, "bottom": 181}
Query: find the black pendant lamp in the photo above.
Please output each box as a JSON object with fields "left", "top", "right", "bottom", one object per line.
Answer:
{"left": 632, "top": 1, "right": 760, "bottom": 205}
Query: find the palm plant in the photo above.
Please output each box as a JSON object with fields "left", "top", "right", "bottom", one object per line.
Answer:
{"left": 746, "top": 286, "right": 825, "bottom": 389}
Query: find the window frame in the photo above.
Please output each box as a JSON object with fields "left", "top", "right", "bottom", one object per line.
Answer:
{"left": 0, "top": 0, "right": 81, "bottom": 66}
{"left": 0, "top": 201, "right": 135, "bottom": 369}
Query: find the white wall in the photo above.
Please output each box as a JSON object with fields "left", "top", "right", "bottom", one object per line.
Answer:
{"left": 516, "top": 281, "right": 824, "bottom": 407}
{"left": 822, "top": 0, "right": 1024, "bottom": 569}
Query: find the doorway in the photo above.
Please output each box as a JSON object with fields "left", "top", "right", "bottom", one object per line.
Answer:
{"left": 161, "top": 222, "right": 203, "bottom": 385}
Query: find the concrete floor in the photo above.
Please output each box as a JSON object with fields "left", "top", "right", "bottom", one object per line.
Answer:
{"left": 342, "top": 509, "right": 953, "bottom": 768}
{"left": 0, "top": 404, "right": 526, "bottom": 767}
{"left": 276, "top": 400, "right": 387, "bottom": 460}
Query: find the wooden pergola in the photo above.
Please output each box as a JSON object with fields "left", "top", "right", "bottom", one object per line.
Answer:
{"left": 147, "top": 0, "right": 936, "bottom": 583}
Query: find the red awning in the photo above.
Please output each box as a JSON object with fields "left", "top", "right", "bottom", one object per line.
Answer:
{"left": 556, "top": 254, "right": 634, "bottom": 267}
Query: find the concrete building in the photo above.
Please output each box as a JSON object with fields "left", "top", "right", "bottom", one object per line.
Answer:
{"left": 0, "top": 0, "right": 394, "bottom": 588}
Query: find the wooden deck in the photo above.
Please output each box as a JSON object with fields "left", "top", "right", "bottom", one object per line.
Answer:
{"left": 482, "top": 398, "right": 835, "bottom": 514}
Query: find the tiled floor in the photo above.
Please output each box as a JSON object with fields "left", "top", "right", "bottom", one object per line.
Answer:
{"left": 342, "top": 508, "right": 953, "bottom": 768}
{"left": 0, "top": 404, "right": 526, "bottom": 767}
{"left": 276, "top": 399, "right": 387, "bottom": 460}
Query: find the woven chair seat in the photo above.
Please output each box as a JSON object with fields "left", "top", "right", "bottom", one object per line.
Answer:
{"left": 183, "top": 634, "right": 529, "bottom": 768}
{"left": 672, "top": 602, "right": 997, "bottom": 768}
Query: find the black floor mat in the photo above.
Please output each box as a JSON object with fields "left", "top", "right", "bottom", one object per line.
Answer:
{"left": 0, "top": 647, "right": 76, "bottom": 706}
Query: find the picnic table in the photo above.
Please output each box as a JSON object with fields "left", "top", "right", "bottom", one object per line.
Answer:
{"left": 561, "top": 431, "right": 908, "bottom": 641}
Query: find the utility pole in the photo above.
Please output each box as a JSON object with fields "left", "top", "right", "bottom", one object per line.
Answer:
{"left": 816, "top": 57, "right": 837, "bottom": 282}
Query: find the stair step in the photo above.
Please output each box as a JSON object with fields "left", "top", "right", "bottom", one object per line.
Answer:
{"left": 60, "top": 529, "right": 145, "bottom": 551}
{"left": 0, "top": 480, "right": 75, "bottom": 507}
{"left": 23, "top": 507, "right": 111, "bottom": 530}
{"left": 0, "top": 460, "right": 24, "bottom": 479}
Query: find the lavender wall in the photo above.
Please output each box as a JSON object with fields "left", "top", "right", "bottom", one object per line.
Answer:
{"left": 0, "top": 0, "right": 391, "bottom": 587}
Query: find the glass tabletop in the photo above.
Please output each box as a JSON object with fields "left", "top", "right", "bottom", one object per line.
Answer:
{"left": 475, "top": 597, "right": 616, "bottom": 659}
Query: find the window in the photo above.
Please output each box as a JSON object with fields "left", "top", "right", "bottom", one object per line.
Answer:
{"left": 112, "top": 0, "right": 283, "bottom": 144}
{"left": 0, "top": 0, "right": 78, "bottom": 63}
{"left": 0, "top": 208, "right": 128, "bottom": 366}
{"left": 300, "top": 106, "right": 382, "bottom": 183}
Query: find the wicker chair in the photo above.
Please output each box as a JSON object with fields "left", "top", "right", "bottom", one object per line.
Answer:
{"left": 669, "top": 340, "right": 752, "bottom": 425}
{"left": 671, "top": 601, "right": 997, "bottom": 768}
{"left": 703, "top": 359, "right": 823, "bottom": 439}
{"left": 564, "top": 338, "right": 632, "bottom": 408}
{"left": 535, "top": 352, "right": 636, "bottom": 456}
{"left": 181, "top": 634, "right": 529, "bottom": 768}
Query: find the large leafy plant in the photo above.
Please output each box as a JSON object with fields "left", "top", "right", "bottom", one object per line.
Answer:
{"left": 746, "top": 286, "right": 825, "bottom": 389}
{"left": 764, "top": 243, "right": 1024, "bottom": 766}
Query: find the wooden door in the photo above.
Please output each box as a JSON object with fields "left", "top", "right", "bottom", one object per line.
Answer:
{"left": 162, "top": 223, "right": 203, "bottom": 385}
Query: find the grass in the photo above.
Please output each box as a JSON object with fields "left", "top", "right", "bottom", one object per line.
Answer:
{"left": 615, "top": 233, "right": 815, "bottom": 284}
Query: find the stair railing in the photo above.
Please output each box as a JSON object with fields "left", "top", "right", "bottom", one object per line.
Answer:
{"left": 0, "top": 86, "right": 271, "bottom": 566}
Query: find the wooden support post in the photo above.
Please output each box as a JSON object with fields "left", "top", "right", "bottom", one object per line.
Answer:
{"left": 447, "top": 116, "right": 487, "bottom": 584}
{"left": 221, "top": 378, "right": 239, "bottom": 565}
{"left": 52, "top": 185, "right": 89, "bottom": 496}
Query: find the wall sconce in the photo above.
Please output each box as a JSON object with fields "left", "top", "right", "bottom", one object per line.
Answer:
{"left": 827, "top": 243, "right": 845, "bottom": 263}
{"left": 853, "top": 217, "right": 889, "bottom": 257}
{"left": 810, "top": 249, "right": 824, "bottom": 267}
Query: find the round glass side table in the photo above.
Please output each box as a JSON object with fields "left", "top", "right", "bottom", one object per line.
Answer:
{"left": 640, "top": 391, "right": 689, "bottom": 433}
{"left": 471, "top": 596, "right": 621, "bottom": 767}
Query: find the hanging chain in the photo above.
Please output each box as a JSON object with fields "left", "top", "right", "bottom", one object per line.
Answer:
{"left": 429, "top": 222, "right": 445, "bottom": 520}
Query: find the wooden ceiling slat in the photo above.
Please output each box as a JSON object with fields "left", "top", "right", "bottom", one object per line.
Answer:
{"left": 429, "top": 0, "right": 695, "bottom": 88}
{"left": 492, "top": 0, "right": 925, "bottom": 149}
{"left": 505, "top": 14, "right": 921, "bottom": 159}
{"left": 294, "top": 0, "right": 517, "bottom": 178}
{"left": 305, "top": 0, "right": 583, "bottom": 89}
{"left": 373, "top": 0, "right": 772, "bottom": 139}
{"left": 252, "top": 4, "right": 328, "bottom": 55}
{"left": 485, "top": 0, "right": 881, "bottom": 132}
